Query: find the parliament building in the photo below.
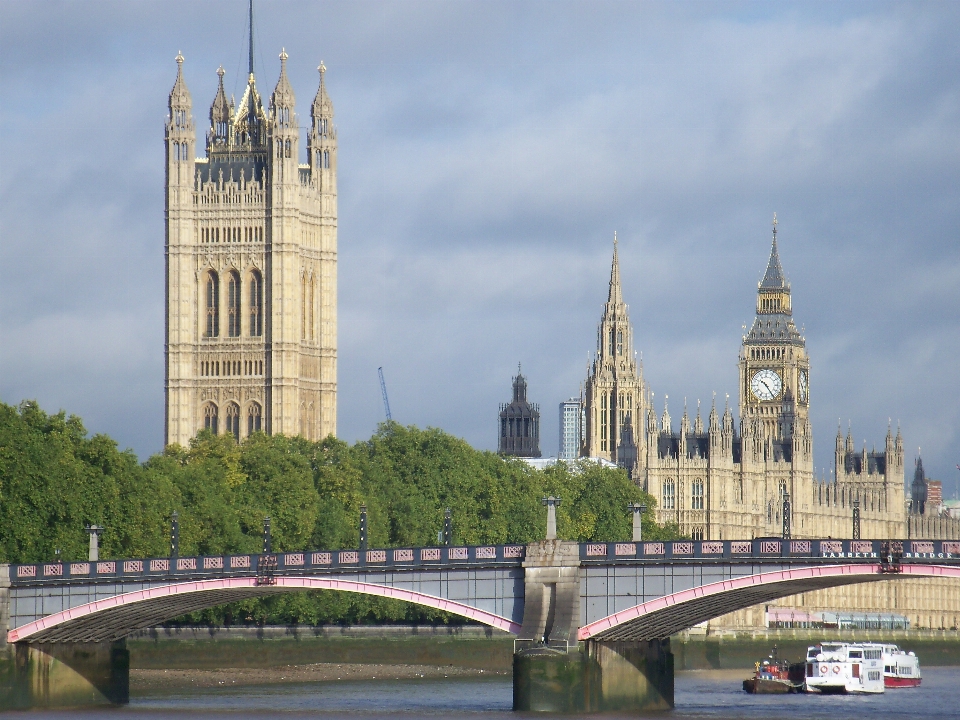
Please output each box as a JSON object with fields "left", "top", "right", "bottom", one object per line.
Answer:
{"left": 581, "top": 221, "right": 960, "bottom": 629}
{"left": 164, "top": 39, "right": 337, "bottom": 447}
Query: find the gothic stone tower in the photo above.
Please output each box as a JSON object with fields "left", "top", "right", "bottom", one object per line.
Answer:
{"left": 737, "top": 216, "right": 813, "bottom": 531}
{"left": 582, "top": 238, "right": 649, "bottom": 470}
{"left": 498, "top": 369, "right": 542, "bottom": 458}
{"left": 164, "top": 26, "right": 337, "bottom": 446}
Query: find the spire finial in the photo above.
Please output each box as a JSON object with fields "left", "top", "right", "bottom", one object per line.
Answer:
{"left": 248, "top": 0, "right": 255, "bottom": 78}
{"left": 176, "top": 51, "right": 184, "bottom": 66}
{"left": 319, "top": 61, "right": 326, "bottom": 77}
{"left": 607, "top": 233, "right": 623, "bottom": 305}
{"left": 280, "top": 47, "right": 288, "bottom": 64}
{"left": 217, "top": 65, "right": 225, "bottom": 79}
{"left": 772, "top": 212, "right": 778, "bottom": 238}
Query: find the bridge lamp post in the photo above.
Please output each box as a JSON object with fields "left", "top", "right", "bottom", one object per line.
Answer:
{"left": 628, "top": 503, "right": 647, "bottom": 542}
{"left": 359, "top": 505, "right": 368, "bottom": 552}
{"left": 262, "top": 516, "right": 272, "bottom": 554}
{"left": 84, "top": 525, "right": 104, "bottom": 562}
{"left": 782, "top": 492, "right": 791, "bottom": 540}
{"left": 852, "top": 498, "right": 861, "bottom": 541}
{"left": 443, "top": 508, "right": 452, "bottom": 547}
{"left": 542, "top": 496, "right": 561, "bottom": 540}
{"left": 170, "top": 511, "right": 179, "bottom": 559}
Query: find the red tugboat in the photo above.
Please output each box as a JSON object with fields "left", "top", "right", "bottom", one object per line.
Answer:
{"left": 743, "top": 646, "right": 806, "bottom": 694}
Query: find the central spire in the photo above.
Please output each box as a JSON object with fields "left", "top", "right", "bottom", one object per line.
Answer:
{"left": 608, "top": 232, "right": 623, "bottom": 305}
{"left": 761, "top": 213, "right": 786, "bottom": 289}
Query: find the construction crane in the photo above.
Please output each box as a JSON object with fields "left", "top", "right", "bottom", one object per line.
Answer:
{"left": 378, "top": 367, "right": 392, "bottom": 421}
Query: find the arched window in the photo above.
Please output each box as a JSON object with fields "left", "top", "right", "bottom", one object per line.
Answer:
{"left": 284, "top": 139, "right": 292, "bottom": 158}
{"left": 225, "top": 402, "right": 240, "bottom": 441}
{"left": 301, "top": 273, "right": 307, "bottom": 340}
{"left": 692, "top": 478, "right": 704, "bottom": 510}
{"left": 692, "top": 527, "right": 704, "bottom": 541}
{"left": 608, "top": 329, "right": 615, "bottom": 356}
{"left": 249, "top": 269, "right": 263, "bottom": 336}
{"left": 663, "top": 480, "right": 676, "bottom": 510}
{"left": 203, "top": 403, "right": 219, "bottom": 434}
{"left": 309, "top": 275, "right": 316, "bottom": 341}
{"left": 247, "top": 402, "right": 262, "bottom": 435}
{"left": 205, "top": 271, "right": 219, "bottom": 337}
{"left": 617, "top": 330, "right": 623, "bottom": 356}
{"left": 227, "top": 271, "right": 241, "bottom": 337}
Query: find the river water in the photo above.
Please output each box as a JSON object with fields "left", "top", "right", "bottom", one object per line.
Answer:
{"left": 31, "top": 667, "right": 960, "bottom": 719}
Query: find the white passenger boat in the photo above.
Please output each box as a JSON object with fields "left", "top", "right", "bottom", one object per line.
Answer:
{"left": 881, "top": 644, "right": 922, "bottom": 687}
{"left": 804, "top": 642, "right": 884, "bottom": 694}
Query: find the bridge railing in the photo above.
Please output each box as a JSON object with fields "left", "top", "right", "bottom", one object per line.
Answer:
{"left": 9, "top": 543, "right": 527, "bottom": 586}
{"left": 579, "top": 538, "right": 960, "bottom": 563}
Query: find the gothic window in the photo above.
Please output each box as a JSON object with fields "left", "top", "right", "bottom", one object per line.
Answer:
{"left": 309, "top": 274, "right": 316, "bottom": 341}
{"left": 663, "top": 480, "right": 676, "bottom": 510}
{"left": 203, "top": 403, "right": 219, "bottom": 434}
{"left": 301, "top": 274, "right": 307, "bottom": 340}
{"left": 248, "top": 402, "right": 262, "bottom": 435}
{"left": 608, "top": 329, "right": 615, "bottom": 356}
{"left": 692, "top": 479, "right": 704, "bottom": 510}
{"left": 284, "top": 139, "right": 292, "bottom": 158}
{"left": 617, "top": 330, "right": 623, "bottom": 356}
{"left": 204, "top": 271, "right": 219, "bottom": 337}
{"left": 600, "top": 393, "right": 607, "bottom": 450}
{"left": 227, "top": 271, "right": 241, "bottom": 337}
{"left": 692, "top": 527, "right": 704, "bottom": 541}
{"left": 225, "top": 402, "right": 240, "bottom": 441}
{"left": 501, "top": 418, "right": 507, "bottom": 437}
{"left": 323, "top": 151, "right": 330, "bottom": 168}
{"left": 249, "top": 270, "right": 263, "bottom": 336}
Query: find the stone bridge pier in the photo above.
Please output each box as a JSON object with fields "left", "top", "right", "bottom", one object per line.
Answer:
{"left": 1, "top": 565, "right": 128, "bottom": 709}
{"left": 512, "top": 542, "right": 673, "bottom": 713}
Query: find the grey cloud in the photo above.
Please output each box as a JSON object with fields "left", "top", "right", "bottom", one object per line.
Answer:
{"left": 1, "top": 1, "right": 958, "bottom": 488}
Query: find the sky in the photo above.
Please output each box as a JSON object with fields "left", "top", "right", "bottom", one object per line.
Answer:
{"left": 1, "top": 1, "right": 958, "bottom": 492}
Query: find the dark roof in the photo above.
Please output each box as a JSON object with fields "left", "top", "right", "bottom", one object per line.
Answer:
{"left": 761, "top": 238, "right": 786, "bottom": 289}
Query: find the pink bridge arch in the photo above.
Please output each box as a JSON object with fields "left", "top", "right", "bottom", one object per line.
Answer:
{"left": 8, "top": 576, "right": 521, "bottom": 644}
{"left": 579, "top": 564, "right": 960, "bottom": 642}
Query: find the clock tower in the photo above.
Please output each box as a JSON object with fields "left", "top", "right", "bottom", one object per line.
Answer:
{"left": 739, "top": 216, "right": 810, "bottom": 440}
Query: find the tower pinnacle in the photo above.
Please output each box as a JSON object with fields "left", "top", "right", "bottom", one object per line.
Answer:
{"left": 608, "top": 233, "right": 623, "bottom": 305}
{"left": 248, "top": 0, "right": 255, "bottom": 79}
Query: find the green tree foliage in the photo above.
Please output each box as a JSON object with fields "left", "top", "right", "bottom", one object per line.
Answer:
{"left": 0, "top": 402, "right": 679, "bottom": 625}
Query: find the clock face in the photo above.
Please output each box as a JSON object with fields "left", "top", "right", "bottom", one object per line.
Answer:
{"left": 751, "top": 369, "right": 782, "bottom": 401}
{"left": 798, "top": 370, "right": 808, "bottom": 402}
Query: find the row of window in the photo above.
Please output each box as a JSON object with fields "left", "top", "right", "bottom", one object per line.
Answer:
{"left": 201, "top": 226, "right": 264, "bottom": 243}
{"left": 200, "top": 359, "right": 264, "bottom": 377}
{"left": 607, "top": 328, "right": 624, "bottom": 357}
{"left": 276, "top": 139, "right": 294, "bottom": 158}
{"left": 760, "top": 297, "right": 784, "bottom": 311}
{"left": 315, "top": 150, "right": 332, "bottom": 169}
{"left": 205, "top": 270, "right": 263, "bottom": 338}
{"left": 661, "top": 478, "right": 705, "bottom": 510}
{"left": 203, "top": 401, "right": 261, "bottom": 440}
{"left": 172, "top": 141, "right": 190, "bottom": 162}
{"left": 751, "top": 347, "right": 785, "bottom": 360}
{"left": 500, "top": 417, "right": 537, "bottom": 438}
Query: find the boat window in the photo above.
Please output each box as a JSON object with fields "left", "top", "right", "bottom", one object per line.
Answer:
{"left": 848, "top": 650, "right": 862, "bottom": 659}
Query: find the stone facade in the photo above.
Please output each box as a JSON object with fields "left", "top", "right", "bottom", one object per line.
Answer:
{"left": 164, "top": 43, "right": 337, "bottom": 446}
{"left": 581, "top": 220, "right": 960, "bottom": 627}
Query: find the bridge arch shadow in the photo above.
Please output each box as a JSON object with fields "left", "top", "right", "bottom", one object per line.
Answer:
{"left": 579, "top": 564, "right": 960, "bottom": 642}
{"left": 9, "top": 577, "right": 522, "bottom": 644}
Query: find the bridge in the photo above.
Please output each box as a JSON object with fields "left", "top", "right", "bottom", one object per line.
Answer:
{"left": 3, "top": 537, "right": 960, "bottom": 711}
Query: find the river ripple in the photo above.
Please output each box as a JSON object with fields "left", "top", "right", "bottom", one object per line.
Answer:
{"left": 29, "top": 666, "right": 960, "bottom": 719}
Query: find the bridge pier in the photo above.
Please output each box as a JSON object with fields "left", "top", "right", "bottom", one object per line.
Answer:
{"left": 1, "top": 642, "right": 129, "bottom": 710}
{"left": 512, "top": 543, "right": 674, "bottom": 713}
